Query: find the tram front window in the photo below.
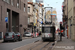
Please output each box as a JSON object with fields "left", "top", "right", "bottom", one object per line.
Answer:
{"left": 44, "top": 28, "right": 51, "bottom": 33}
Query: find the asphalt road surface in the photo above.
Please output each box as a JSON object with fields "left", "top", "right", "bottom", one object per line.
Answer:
{"left": 0, "top": 37, "right": 41, "bottom": 50}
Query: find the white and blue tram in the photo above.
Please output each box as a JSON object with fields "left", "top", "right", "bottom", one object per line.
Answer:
{"left": 42, "top": 25, "right": 56, "bottom": 41}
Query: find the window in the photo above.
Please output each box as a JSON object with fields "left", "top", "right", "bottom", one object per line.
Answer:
{"left": 1, "top": 6, "right": 2, "bottom": 21}
{"left": 24, "top": 4, "right": 25, "bottom": 12}
{"left": 3, "top": 0, "right": 5, "bottom": 1}
{"left": 3, "top": 0, "right": 10, "bottom": 4}
{"left": 11, "top": 0, "right": 14, "bottom": 6}
{"left": 39, "top": 8, "right": 42, "bottom": 13}
{"left": 5, "top": 33, "right": 13, "bottom": 36}
{"left": 7, "top": 0, "right": 10, "bottom": 4}
{"left": 28, "top": 7, "right": 30, "bottom": 12}
{"left": 17, "top": 0, "right": 19, "bottom": 8}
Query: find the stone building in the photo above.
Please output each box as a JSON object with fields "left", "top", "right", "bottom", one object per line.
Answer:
{"left": 0, "top": 0, "right": 28, "bottom": 36}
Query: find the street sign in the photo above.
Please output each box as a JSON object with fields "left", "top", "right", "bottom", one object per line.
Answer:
{"left": 5, "top": 17, "right": 8, "bottom": 22}
{"left": 41, "top": 21, "right": 43, "bottom": 24}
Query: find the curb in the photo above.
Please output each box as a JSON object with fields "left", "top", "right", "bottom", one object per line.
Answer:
{"left": 51, "top": 41, "right": 58, "bottom": 50}
{"left": 22, "top": 37, "right": 32, "bottom": 40}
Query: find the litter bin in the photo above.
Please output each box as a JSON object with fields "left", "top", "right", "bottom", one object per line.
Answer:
{"left": 0, "top": 32, "right": 3, "bottom": 40}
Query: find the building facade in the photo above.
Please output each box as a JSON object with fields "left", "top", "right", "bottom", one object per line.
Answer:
{"left": 62, "top": 0, "right": 68, "bottom": 38}
{"left": 68, "top": 0, "right": 75, "bottom": 40}
{"left": 0, "top": 0, "right": 28, "bottom": 36}
{"left": 63, "top": 0, "right": 75, "bottom": 40}
{"left": 38, "top": 3, "right": 44, "bottom": 32}
{"left": 27, "top": 2, "right": 44, "bottom": 33}
{"left": 32, "top": 3, "right": 44, "bottom": 32}
{"left": 28, "top": 2, "right": 34, "bottom": 33}
{"left": 33, "top": 3, "right": 39, "bottom": 32}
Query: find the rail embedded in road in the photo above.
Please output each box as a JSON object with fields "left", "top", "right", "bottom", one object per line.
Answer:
{"left": 13, "top": 40, "right": 55, "bottom": 50}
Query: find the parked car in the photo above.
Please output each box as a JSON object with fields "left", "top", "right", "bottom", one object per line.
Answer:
{"left": 4, "top": 32, "right": 18, "bottom": 42}
{"left": 23, "top": 32, "right": 32, "bottom": 37}
{"left": 15, "top": 32, "right": 22, "bottom": 41}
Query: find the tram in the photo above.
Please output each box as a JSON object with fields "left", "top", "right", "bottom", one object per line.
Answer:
{"left": 42, "top": 24, "right": 56, "bottom": 41}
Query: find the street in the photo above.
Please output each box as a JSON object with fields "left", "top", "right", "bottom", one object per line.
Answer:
{"left": 0, "top": 0, "right": 75, "bottom": 50}
{"left": 0, "top": 37, "right": 75, "bottom": 50}
{"left": 0, "top": 37, "right": 41, "bottom": 50}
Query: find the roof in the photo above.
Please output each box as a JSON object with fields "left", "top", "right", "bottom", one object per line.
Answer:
{"left": 28, "top": 2, "right": 33, "bottom": 5}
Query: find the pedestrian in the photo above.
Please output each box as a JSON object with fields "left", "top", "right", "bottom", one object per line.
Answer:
{"left": 58, "top": 31, "right": 63, "bottom": 41}
{"left": 39, "top": 31, "right": 41, "bottom": 36}
{"left": 55, "top": 31, "right": 59, "bottom": 41}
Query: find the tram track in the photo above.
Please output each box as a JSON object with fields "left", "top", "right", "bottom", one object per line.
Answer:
{"left": 13, "top": 40, "right": 55, "bottom": 50}
{"left": 40, "top": 42, "right": 50, "bottom": 50}
{"left": 40, "top": 42, "right": 54, "bottom": 50}
{"left": 29, "top": 41, "right": 43, "bottom": 50}
{"left": 28, "top": 41, "right": 54, "bottom": 50}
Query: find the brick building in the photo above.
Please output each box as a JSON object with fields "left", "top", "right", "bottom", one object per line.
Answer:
{"left": 0, "top": 0, "right": 28, "bottom": 36}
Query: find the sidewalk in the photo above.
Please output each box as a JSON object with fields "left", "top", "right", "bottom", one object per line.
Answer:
{"left": 52, "top": 37, "right": 75, "bottom": 50}
{"left": 22, "top": 37, "right": 32, "bottom": 40}
{"left": 0, "top": 39, "right": 3, "bottom": 43}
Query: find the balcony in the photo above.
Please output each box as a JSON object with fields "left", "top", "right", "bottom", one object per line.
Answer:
{"left": 28, "top": 22, "right": 33, "bottom": 27}
{"left": 28, "top": 4, "right": 33, "bottom": 16}
{"left": 63, "top": 16, "right": 68, "bottom": 24}
{"left": 28, "top": 10, "right": 33, "bottom": 16}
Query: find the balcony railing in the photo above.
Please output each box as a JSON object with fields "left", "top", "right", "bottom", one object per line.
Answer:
{"left": 28, "top": 22, "right": 33, "bottom": 27}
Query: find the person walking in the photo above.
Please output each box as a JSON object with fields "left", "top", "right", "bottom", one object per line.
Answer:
{"left": 55, "top": 31, "right": 59, "bottom": 41}
{"left": 58, "top": 31, "right": 63, "bottom": 41}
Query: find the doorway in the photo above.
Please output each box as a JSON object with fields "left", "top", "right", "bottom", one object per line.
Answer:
{"left": 12, "top": 11, "right": 19, "bottom": 32}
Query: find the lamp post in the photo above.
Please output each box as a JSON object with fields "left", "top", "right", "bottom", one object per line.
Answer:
{"left": 51, "top": 7, "right": 53, "bottom": 23}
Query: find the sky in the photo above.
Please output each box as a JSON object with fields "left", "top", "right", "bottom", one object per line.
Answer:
{"left": 33, "top": 0, "right": 64, "bottom": 22}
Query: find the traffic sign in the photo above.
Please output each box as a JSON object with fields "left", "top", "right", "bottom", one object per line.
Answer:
{"left": 41, "top": 21, "right": 43, "bottom": 24}
{"left": 5, "top": 17, "right": 8, "bottom": 22}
